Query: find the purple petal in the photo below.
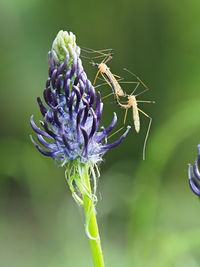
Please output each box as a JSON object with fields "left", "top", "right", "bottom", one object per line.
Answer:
{"left": 64, "top": 69, "right": 71, "bottom": 86}
{"left": 37, "top": 134, "right": 54, "bottom": 149}
{"left": 76, "top": 108, "right": 84, "bottom": 137}
{"left": 56, "top": 74, "right": 63, "bottom": 94}
{"left": 52, "top": 90, "right": 58, "bottom": 106}
{"left": 96, "top": 112, "right": 117, "bottom": 142}
{"left": 193, "top": 160, "right": 200, "bottom": 181}
{"left": 46, "top": 77, "right": 51, "bottom": 88}
{"left": 74, "top": 70, "right": 83, "bottom": 86}
{"left": 81, "top": 101, "right": 89, "bottom": 126}
{"left": 30, "top": 135, "right": 54, "bottom": 157}
{"left": 43, "top": 88, "right": 49, "bottom": 105}
{"left": 57, "top": 62, "right": 64, "bottom": 75}
{"left": 68, "top": 94, "right": 74, "bottom": 121}
{"left": 188, "top": 164, "right": 200, "bottom": 196}
{"left": 70, "top": 59, "right": 77, "bottom": 78}
{"left": 52, "top": 49, "right": 60, "bottom": 65}
{"left": 101, "top": 126, "right": 131, "bottom": 151}
{"left": 197, "top": 144, "right": 200, "bottom": 166}
{"left": 97, "top": 103, "right": 103, "bottom": 124}
{"left": 94, "top": 92, "right": 103, "bottom": 123}
{"left": 44, "top": 110, "right": 54, "bottom": 124}
{"left": 43, "top": 87, "right": 53, "bottom": 107}
{"left": 37, "top": 97, "right": 47, "bottom": 117}
{"left": 188, "top": 164, "right": 194, "bottom": 180}
{"left": 51, "top": 69, "right": 58, "bottom": 89}
{"left": 89, "top": 110, "right": 97, "bottom": 139}
{"left": 80, "top": 127, "right": 89, "bottom": 157}
{"left": 61, "top": 124, "right": 71, "bottom": 151}
{"left": 87, "top": 80, "right": 95, "bottom": 107}
{"left": 30, "top": 115, "right": 50, "bottom": 138}
{"left": 48, "top": 52, "right": 55, "bottom": 76}
{"left": 95, "top": 91, "right": 101, "bottom": 116}
{"left": 63, "top": 54, "right": 69, "bottom": 70}
{"left": 189, "top": 178, "right": 200, "bottom": 196}
{"left": 73, "top": 86, "right": 81, "bottom": 113}
{"left": 64, "top": 78, "right": 71, "bottom": 105}
{"left": 77, "top": 58, "right": 83, "bottom": 73}
{"left": 41, "top": 120, "right": 58, "bottom": 139}
{"left": 53, "top": 109, "right": 61, "bottom": 127}
{"left": 79, "top": 79, "right": 85, "bottom": 97}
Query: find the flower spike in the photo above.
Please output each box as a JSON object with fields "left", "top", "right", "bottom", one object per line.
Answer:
{"left": 30, "top": 30, "right": 130, "bottom": 166}
{"left": 30, "top": 30, "right": 131, "bottom": 267}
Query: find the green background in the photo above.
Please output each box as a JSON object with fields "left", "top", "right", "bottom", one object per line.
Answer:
{"left": 1, "top": 0, "right": 200, "bottom": 266}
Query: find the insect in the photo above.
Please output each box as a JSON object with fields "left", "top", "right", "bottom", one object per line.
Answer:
{"left": 82, "top": 48, "right": 154, "bottom": 159}
{"left": 91, "top": 55, "right": 125, "bottom": 98}
{"left": 90, "top": 58, "right": 154, "bottom": 160}
{"left": 113, "top": 68, "right": 155, "bottom": 160}
{"left": 81, "top": 47, "right": 127, "bottom": 99}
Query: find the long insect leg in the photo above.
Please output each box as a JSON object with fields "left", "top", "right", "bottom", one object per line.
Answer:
{"left": 102, "top": 92, "right": 114, "bottom": 100}
{"left": 123, "top": 68, "right": 149, "bottom": 89}
{"left": 81, "top": 55, "right": 110, "bottom": 60}
{"left": 137, "top": 107, "right": 152, "bottom": 160}
{"left": 108, "top": 126, "right": 125, "bottom": 139}
{"left": 107, "top": 107, "right": 129, "bottom": 139}
{"left": 81, "top": 47, "right": 113, "bottom": 55}
{"left": 81, "top": 47, "right": 113, "bottom": 61}
{"left": 103, "top": 50, "right": 113, "bottom": 64}
{"left": 117, "top": 81, "right": 138, "bottom": 84}
{"left": 112, "top": 73, "right": 121, "bottom": 78}
{"left": 123, "top": 108, "right": 128, "bottom": 125}
{"left": 93, "top": 69, "right": 101, "bottom": 86}
{"left": 100, "top": 72, "right": 114, "bottom": 90}
{"left": 130, "top": 82, "right": 140, "bottom": 96}
{"left": 136, "top": 100, "right": 155, "bottom": 103}
{"left": 95, "top": 77, "right": 124, "bottom": 89}
{"left": 85, "top": 55, "right": 111, "bottom": 60}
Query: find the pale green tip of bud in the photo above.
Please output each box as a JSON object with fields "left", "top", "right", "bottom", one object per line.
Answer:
{"left": 52, "top": 30, "right": 80, "bottom": 64}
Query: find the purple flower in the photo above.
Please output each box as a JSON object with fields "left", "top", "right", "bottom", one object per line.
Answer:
{"left": 188, "top": 144, "right": 200, "bottom": 196}
{"left": 30, "top": 31, "right": 130, "bottom": 167}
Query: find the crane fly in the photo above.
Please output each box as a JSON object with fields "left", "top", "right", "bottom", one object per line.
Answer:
{"left": 82, "top": 47, "right": 139, "bottom": 100}
{"left": 81, "top": 47, "right": 127, "bottom": 99}
{"left": 111, "top": 68, "right": 154, "bottom": 160}
{"left": 81, "top": 48, "right": 154, "bottom": 159}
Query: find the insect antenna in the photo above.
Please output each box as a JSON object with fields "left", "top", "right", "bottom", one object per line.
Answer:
{"left": 81, "top": 47, "right": 113, "bottom": 60}
{"left": 81, "top": 46, "right": 113, "bottom": 55}
{"left": 102, "top": 48, "right": 113, "bottom": 64}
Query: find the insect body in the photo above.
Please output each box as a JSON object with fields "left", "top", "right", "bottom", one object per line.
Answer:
{"left": 93, "top": 59, "right": 125, "bottom": 98}
{"left": 127, "top": 95, "right": 140, "bottom": 132}
{"left": 115, "top": 89, "right": 154, "bottom": 160}
{"left": 87, "top": 49, "right": 127, "bottom": 101}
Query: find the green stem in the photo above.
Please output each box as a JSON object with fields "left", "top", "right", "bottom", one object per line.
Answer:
{"left": 82, "top": 164, "right": 105, "bottom": 267}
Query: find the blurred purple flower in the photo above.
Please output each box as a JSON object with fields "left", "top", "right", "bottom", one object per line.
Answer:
{"left": 188, "top": 144, "right": 200, "bottom": 196}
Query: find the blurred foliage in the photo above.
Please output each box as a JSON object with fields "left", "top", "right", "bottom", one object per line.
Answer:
{"left": 1, "top": 0, "right": 200, "bottom": 266}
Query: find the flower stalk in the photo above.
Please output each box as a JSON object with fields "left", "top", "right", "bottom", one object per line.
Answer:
{"left": 65, "top": 162, "right": 104, "bottom": 266}
{"left": 82, "top": 164, "right": 104, "bottom": 266}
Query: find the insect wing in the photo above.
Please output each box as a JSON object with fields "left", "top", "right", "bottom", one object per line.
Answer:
{"left": 132, "top": 101, "right": 140, "bottom": 133}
